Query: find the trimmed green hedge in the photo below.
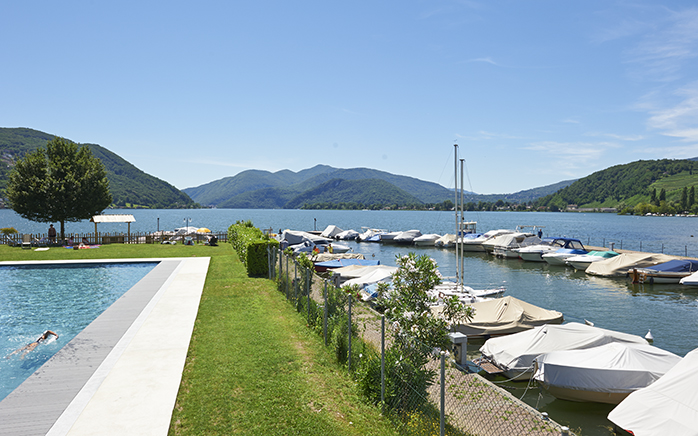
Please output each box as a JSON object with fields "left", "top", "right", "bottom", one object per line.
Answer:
{"left": 228, "top": 221, "right": 279, "bottom": 277}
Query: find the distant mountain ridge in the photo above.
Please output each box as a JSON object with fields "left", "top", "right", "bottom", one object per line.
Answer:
{"left": 0, "top": 128, "right": 195, "bottom": 208}
{"left": 183, "top": 165, "right": 574, "bottom": 209}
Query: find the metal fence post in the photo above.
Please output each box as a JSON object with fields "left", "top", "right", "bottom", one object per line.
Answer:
{"left": 381, "top": 315, "right": 385, "bottom": 414}
{"left": 307, "top": 272, "right": 311, "bottom": 324}
{"left": 294, "top": 261, "right": 298, "bottom": 302}
{"left": 285, "top": 255, "right": 289, "bottom": 300}
{"left": 440, "top": 351, "right": 446, "bottom": 436}
{"left": 348, "top": 294, "right": 352, "bottom": 372}
{"left": 323, "top": 281, "right": 328, "bottom": 346}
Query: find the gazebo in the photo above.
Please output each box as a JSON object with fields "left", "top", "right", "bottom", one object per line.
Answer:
{"left": 90, "top": 214, "right": 136, "bottom": 243}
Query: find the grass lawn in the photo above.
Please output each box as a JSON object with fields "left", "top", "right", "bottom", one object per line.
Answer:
{"left": 0, "top": 243, "right": 398, "bottom": 436}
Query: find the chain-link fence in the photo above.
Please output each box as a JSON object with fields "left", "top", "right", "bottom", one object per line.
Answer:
{"left": 268, "top": 248, "right": 574, "bottom": 436}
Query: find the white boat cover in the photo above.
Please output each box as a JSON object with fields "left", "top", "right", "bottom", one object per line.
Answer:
{"left": 482, "top": 232, "right": 538, "bottom": 251}
{"left": 680, "top": 270, "right": 698, "bottom": 285}
{"left": 480, "top": 323, "right": 648, "bottom": 377}
{"left": 393, "top": 229, "right": 422, "bottom": 243}
{"left": 608, "top": 347, "right": 698, "bottom": 436}
{"left": 321, "top": 225, "right": 343, "bottom": 238}
{"left": 432, "top": 296, "right": 563, "bottom": 337}
{"left": 585, "top": 253, "right": 675, "bottom": 277}
{"left": 435, "top": 234, "right": 456, "bottom": 247}
{"left": 414, "top": 234, "right": 441, "bottom": 245}
{"left": 282, "top": 230, "right": 331, "bottom": 245}
{"left": 533, "top": 342, "right": 681, "bottom": 395}
{"left": 335, "top": 229, "right": 359, "bottom": 240}
{"left": 341, "top": 266, "right": 398, "bottom": 287}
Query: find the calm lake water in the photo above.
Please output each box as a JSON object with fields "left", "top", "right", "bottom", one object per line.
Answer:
{"left": 2, "top": 208, "right": 697, "bottom": 434}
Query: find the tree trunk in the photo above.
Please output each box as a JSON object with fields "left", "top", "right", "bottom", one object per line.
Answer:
{"left": 60, "top": 220, "right": 65, "bottom": 243}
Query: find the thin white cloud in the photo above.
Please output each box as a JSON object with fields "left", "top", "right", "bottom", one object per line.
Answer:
{"left": 647, "top": 81, "right": 698, "bottom": 142}
{"left": 523, "top": 141, "right": 621, "bottom": 164}
{"left": 467, "top": 57, "right": 500, "bottom": 66}
{"left": 627, "top": 8, "right": 698, "bottom": 82}
{"left": 585, "top": 132, "right": 645, "bottom": 141}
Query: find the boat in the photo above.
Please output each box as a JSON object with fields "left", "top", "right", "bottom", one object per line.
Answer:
{"left": 413, "top": 233, "right": 441, "bottom": 246}
{"left": 434, "top": 234, "right": 457, "bottom": 248}
{"left": 313, "top": 258, "right": 380, "bottom": 272}
{"left": 334, "top": 229, "right": 359, "bottom": 240}
{"left": 432, "top": 296, "right": 564, "bottom": 339}
{"left": 489, "top": 233, "right": 541, "bottom": 258}
{"left": 608, "top": 346, "right": 698, "bottom": 435}
{"left": 379, "top": 231, "right": 402, "bottom": 244}
{"left": 516, "top": 237, "right": 586, "bottom": 262}
{"left": 478, "top": 323, "right": 648, "bottom": 380}
{"left": 565, "top": 250, "right": 620, "bottom": 271}
{"left": 339, "top": 265, "right": 398, "bottom": 288}
{"left": 541, "top": 248, "right": 589, "bottom": 266}
{"left": 533, "top": 342, "right": 682, "bottom": 404}
{"left": 392, "top": 229, "right": 422, "bottom": 244}
{"left": 585, "top": 252, "right": 675, "bottom": 278}
{"left": 633, "top": 259, "right": 698, "bottom": 284}
{"left": 357, "top": 228, "right": 387, "bottom": 242}
{"left": 429, "top": 281, "right": 506, "bottom": 304}
{"left": 320, "top": 225, "right": 343, "bottom": 239}
{"left": 460, "top": 229, "right": 515, "bottom": 252}
{"left": 680, "top": 269, "right": 698, "bottom": 286}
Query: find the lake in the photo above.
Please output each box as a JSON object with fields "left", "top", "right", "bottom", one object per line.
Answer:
{"left": 2, "top": 208, "right": 697, "bottom": 434}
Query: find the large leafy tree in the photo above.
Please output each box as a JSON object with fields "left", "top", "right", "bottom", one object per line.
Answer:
{"left": 7, "top": 137, "right": 112, "bottom": 240}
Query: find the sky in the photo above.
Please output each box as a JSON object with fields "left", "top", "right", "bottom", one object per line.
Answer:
{"left": 3, "top": 1, "right": 698, "bottom": 195}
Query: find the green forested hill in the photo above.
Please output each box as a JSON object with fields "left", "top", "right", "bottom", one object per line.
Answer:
{"left": 285, "top": 178, "right": 423, "bottom": 209}
{"left": 536, "top": 159, "right": 698, "bottom": 211}
{"left": 0, "top": 128, "right": 195, "bottom": 208}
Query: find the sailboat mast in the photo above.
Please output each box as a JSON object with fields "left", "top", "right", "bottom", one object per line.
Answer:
{"left": 454, "top": 144, "right": 459, "bottom": 282}
{"left": 460, "top": 158, "right": 465, "bottom": 288}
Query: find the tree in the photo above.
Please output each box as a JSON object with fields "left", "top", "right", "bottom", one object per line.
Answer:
{"left": 681, "top": 186, "right": 688, "bottom": 211}
{"left": 7, "top": 137, "right": 112, "bottom": 240}
{"left": 690, "top": 186, "right": 695, "bottom": 208}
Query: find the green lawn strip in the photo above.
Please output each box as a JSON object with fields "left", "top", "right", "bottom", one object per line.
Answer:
{"left": 0, "top": 244, "right": 397, "bottom": 435}
{"left": 169, "top": 246, "right": 399, "bottom": 436}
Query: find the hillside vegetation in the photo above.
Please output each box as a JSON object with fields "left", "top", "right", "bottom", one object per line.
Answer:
{"left": 0, "top": 128, "right": 195, "bottom": 209}
{"left": 535, "top": 159, "right": 698, "bottom": 214}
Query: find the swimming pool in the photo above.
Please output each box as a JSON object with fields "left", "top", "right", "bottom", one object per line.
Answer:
{"left": 0, "top": 262, "right": 158, "bottom": 401}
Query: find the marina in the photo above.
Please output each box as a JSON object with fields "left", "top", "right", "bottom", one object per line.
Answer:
{"left": 3, "top": 208, "right": 698, "bottom": 434}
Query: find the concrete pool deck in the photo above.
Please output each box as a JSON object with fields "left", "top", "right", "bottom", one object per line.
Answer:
{"left": 0, "top": 257, "right": 210, "bottom": 436}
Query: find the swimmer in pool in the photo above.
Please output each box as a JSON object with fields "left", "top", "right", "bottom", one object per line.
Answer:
{"left": 6, "top": 330, "right": 58, "bottom": 359}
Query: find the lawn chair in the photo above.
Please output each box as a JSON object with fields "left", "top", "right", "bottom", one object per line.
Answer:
{"left": 21, "top": 234, "right": 31, "bottom": 249}
{"left": 32, "top": 237, "right": 49, "bottom": 247}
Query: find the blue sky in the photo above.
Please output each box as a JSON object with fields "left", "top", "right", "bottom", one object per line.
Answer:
{"left": 3, "top": 1, "right": 698, "bottom": 194}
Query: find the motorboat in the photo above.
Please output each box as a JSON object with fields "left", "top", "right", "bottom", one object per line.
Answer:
{"left": 339, "top": 265, "right": 398, "bottom": 289}
{"left": 585, "top": 252, "right": 675, "bottom": 278}
{"left": 429, "top": 281, "right": 505, "bottom": 304}
{"left": 379, "top": 231, "right": 402, "bottom": 244}
{"left": 413, "top": 233, "right": 441, "bottom": 246}
{"left": 432, "top": 296, "right": 564, "bottom": 339}
{"left": 320, "top": 225, "right": 343, "bottom": 239}
{"left": 392, "top": 229, "right": 422, "bottom": 244}
{"left": 478, "top": 323, "right": 648, "bottom": 380}
{"left": 313, "top": 258, "right": 379, "bottom": 272}
{"left": 482, "top": 232, "right": 532, "bottom": 254}
{"left": 680, "top": 269, "right": 698, "bottom": 286}
{"left": 490, "top": 233, "right": 541, "bottom": 258}
{"left": 434, "top": 234, "right": 457, "bottom": 248}
{"left": 533, "top": 342, "right": 682, "bottom": 404}
{"left": 565, "top": 250, "right": 620, "bottom": 271}
{"left": 516, "top": 237, "right": 586, "bottom": 262}
{"left": 357, "top": 228, "right": 386, "bottom": 242}
{"left": 633, "top": 259, "right": 698, "bottom": 284}
{"left": 460, "top": 229, "right": 514, "bottom": 252}
{"left": 608, "top": 346, "right": 698, "bottom": 435}
{"left": 335, "top": 229, "right": 359, "bottom": 240}
{"left": 542, "top": 248, "right": 589, "bottom": 266}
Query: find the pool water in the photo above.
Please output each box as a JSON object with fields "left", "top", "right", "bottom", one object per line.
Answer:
{"left": 0, "top": 262, "right": 157, "bottom": 401}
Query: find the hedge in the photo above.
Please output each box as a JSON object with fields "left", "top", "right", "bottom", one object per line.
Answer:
{"left": 228, "top": 221, "right": 279, "bottom": 277}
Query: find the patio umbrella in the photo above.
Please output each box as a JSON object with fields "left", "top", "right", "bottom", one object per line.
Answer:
{"left": 196, "top": 227, "right": 212, "bottom": 234}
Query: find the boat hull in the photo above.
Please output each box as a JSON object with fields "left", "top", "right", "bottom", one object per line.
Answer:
{"left": 538, "top": 383, "right": 630, "bottom": 405}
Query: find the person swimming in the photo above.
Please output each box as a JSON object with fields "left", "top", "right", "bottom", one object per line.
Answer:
{"left": 6, "top": 330, "right": 58, "bottom": 359}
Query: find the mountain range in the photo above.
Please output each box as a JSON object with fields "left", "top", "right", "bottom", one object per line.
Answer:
{"left": 0, "top": 128, "right": 195, "bottom": 209}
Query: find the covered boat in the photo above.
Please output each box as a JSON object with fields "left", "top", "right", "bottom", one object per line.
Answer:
{"left": 460, "top": 229, "right": 514, "bottom": 252}
{"left": 314, "top": 258, "right": 379, "bottom": 272}
{"left": 634, "top": 259, "right": 698, "bottom": 284}
{"left": 321, "top": 225, "right": 343, "bottom": 239}
{"left": 432, "top": 296, "right": 564, "bottom": 338}
{"left": 681, "top": 269, "right": 698, "bottom": 286}
{"left": 337, "top": 265, "right": 398, "bottom": 288}
{"left": 479, "top": 323, "right": 648, "bottom": 380}
{"left": 393, "top": 229, "right": 422, "bottom": 244}
{"left": 413, "top": 233, "right": 441, "bottom": 246}
{"left": 490, "top": 233, "right": 541, "bottom": 258}
{"left": 517, "top": 237, "right": 586, "bottom": 262}
{"left": 335, "top": 229, "right": 359, "bottom": 240}
{"left": 542, "top": 248, "right": 588, "bottom": 266}
{"left": 585, "top": 252, "right": 675, "bottom": 277}
{"left": 608, "top": 347, "right": 698, "bottom": 436}
{"left": 565, "top": 250, "right": 620, "bottom": 271}
{"left": 434, "top": 234, "right": 457, "bottom": 248}
{"left": 533, "top": 342, "right": 682, "bottom": 404}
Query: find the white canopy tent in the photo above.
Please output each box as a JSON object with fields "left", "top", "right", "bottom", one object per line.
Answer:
{"left": 90, "top": 214, "right": 136, "bottom": 242}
